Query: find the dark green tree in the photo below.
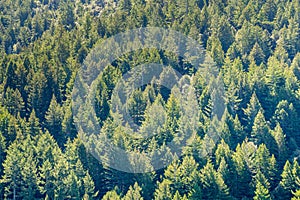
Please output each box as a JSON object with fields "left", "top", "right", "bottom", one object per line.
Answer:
{"left": 199, "top": 160, "right": 230, "bottom": 199}
{"left": 45, "top": 95, "right": 64, "bottom": 147}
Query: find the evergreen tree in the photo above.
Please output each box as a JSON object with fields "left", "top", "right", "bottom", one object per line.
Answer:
{"left": 173, "top": 190, "right": 182, "bottom": 200}
{"left": 272, "top": 100, "right": 300, "bottom": 145}
{"left": 243, "top": 92, "right": 262, "bottom": 133}
{"left": 39, "top": 160, "right": 55, "bottom": 199}
{"left": 207, "top": 35, "right": 225, "bottom": 67}
{"left": 155, "top": 156, "right": 200, "bottom": 199}
{"left": 199, "top": 160, "right": 230, "bottom": 199}
{"left": 254, "top": 144, "right": 277, "bottom": 188}
{"left": 250, "top": 110, "right": 275, "bottom": 153}
{"left": 249, "top": 42, "right": 266, "bottom": 66}
{"left": 270, "top": 123, "right": 288, "bottom": 167}
{"left": 1, "top": 136, "right": 39, "bottom": 199}
{"left": 280, "top": 160, "right": 299, "bottom": 199}
{"left": 139, "top": 94, "right": 167, "bottom": 138}
{"left": 26, "top": 70, "right": 49, "bottom": 120}
{"left": 60, "top": 1, "right": 75, "bottom": 31}
{"left": 45, "top": 95, "right": 64, "bottom": 147}
{"left": 83, "top": 173, "right": 97, "bottom": 199}
{"left": 3, "top": 88, "right": 25, "bottom": 117}
{"left": 123, "top": 182, "right": 143, "bottom": 200}
{"left": 26, "top": 109, "right": 40, "bottom": 137}
{"left": 127, "top": 89, "right": 147, "bottom": 126}
{"left": 232, "top": 141, "right": 255, "bottom": 198}
{"left": 154, "top": 179, "right": 172, "bottom": 200}
{"left": 102, "top": 189, "right": 121, "bottom": 200}
{"left": 165, "top": 93, "right": 180, "bottom": 136}
{"left": 254, "top": 181, "right": 271, "bottom": 200}
{"left": 0, "top": 131, "right": 5, "bottom": 198}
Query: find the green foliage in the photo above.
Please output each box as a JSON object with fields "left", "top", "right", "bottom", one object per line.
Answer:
{"left": 45, "top": 95, "right": 64, "bottom": 147}
{"left": 280, "top": 160, "right": 300, "bottom": 199}
{"left": 254, "top": 181, "right": 271, "bottom": 200}
{"left": 0, "top": 0, "right": 299, "bottom": 199}
{"left": 123, "top": 182, "right": 143, "bottom": 200}
{"left": 199, "top": 160, "right": 230, "bottom": 199}
{"left": 102, "top": 189, "right": 121, "bottom": 200}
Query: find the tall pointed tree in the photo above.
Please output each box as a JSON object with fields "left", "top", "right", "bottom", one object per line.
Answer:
{"left": 45, "top": 95, "right": 64, "bottom": 147}
{"left": 123, "top": 182, "right": 143, "bottom": 200}
{"left": 243, "top": 92, "right": 262, "bottom": 133}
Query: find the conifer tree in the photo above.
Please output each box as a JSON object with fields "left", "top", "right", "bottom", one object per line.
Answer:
{"left": 102, "top": 189, "right": 121, "bottom": 200}
{"left": 199, "top": 160, "right": 230, "bottom": 199}
{"left": 26, "top": 109, "right": 40, "bottom": 137}
{"left": 127, "top": 89, "right": 147, "bottom": 126}
{"left": 45, "top": 95, "right": 64, "bottom": 147}
{"left": 123, "top": 182, "right": 143, "bottom": 200}
{"left": 280, "top": 160, "right": 298, "bottom": 199}
{"left": 243, "top": 92, "right": 262, "bottom": 133}
{"left": 83, "top": 173, "right": 97, "bottom": 199}
{"left": 3, "top": 88, "right": 25, "bottom": 117}
{"left": 254, "top": 181, "right": 271, "bottom": 200}
{"left": 270, "top": 123, "right": 288, "bottom": 167}
{"left": 249, "top": 42, "right": 266, "bottom": 66}
{"left": 232, "top": 141, "right": 255, "bottom": 198}
{"left": 251, "top": 110, "right": 275, "bottom": 153}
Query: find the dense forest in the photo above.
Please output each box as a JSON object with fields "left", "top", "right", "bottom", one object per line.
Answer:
{"left": 0, "top": 0, "right": 300, "bottom": 199}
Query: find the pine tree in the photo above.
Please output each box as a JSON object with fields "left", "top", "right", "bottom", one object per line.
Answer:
{"left": 154, "top": 179, "right": 172, "bottom": 200}
{"left": 127, "top": 89, "right": 147, "bottom": 126}
{"left": 249, "top": 42, "right": 266, "bottom": 66}
{"left": 0, "top": 131, "right": 5, "bottom": 198}
{"left": 257, "top": 0, "right": 277, "bottom": 26}
{"left": 232, "top": 141, "right": 255, "bottom": 198}
{"left": 1, "top": 136, "right": 39, "bottom": 200}
{"left": 270, "top": 123, "right": 288, "bottom": 167}
{"left": 243, "top": 92, "right": 262, "bottom": 133}
{"left": 102, "top": 189, "right": 121, "bottom": 200}
{"left": 45, "top": 95, "right": 64, "bottom": 147}
{"left": 164, "top": 93, "right": 180, "bottom": 137}
{"left": 83, "top": 173, "right": 97, "bottom": 199}
{"left": 95, "top": 79, "right": 110, "bottom": 127}
{"left": 272, "top": 100, "right": 300, "bottom": 144}
{"left": 291, "top": 53, "right": 300, "bottom": 80}
{"left": 39, "top": 160, "right": 55, "bottom": 199}
{"left": 199, "top": 160, "right": 230, "bottom": 199}
{"left": 1, "top": 142, "right": 22, "bottom": 200}
{"left": 216, "top": 16, "right": 235, "bottom": 52}
{"left": 215, "top": 139, "right": 232, "bottom": 168}
{"left": 26, "top": 70, "right": 49, "bottom": 120}
{"left": 254, "top": 144, "right": 277, "bottom": 187}
{"left": 215, "top": 140, "right": 235, "bottom": 190}
{"left": 19, "top": 152, "right": 39, "bottom": 200}
{"left": 60, "top": 1, "right": 75, "bottom": 31}
{"left": 280, "top": 160, "right": 296, "bottom": 199}
{"left": 207, "top": 35, "right": 225, "bottom": 67}
{"left": 61, "top": 103, "right": 77, "bottom": 139}
{"left": 155, "top": 156, "right": 200, "bottom": 199}
{"left": 4, "top": 61, "right": 17, "bottom": 91}
{"left": 139, "top": 94, "right": 167, "bottom": 138}
{"left": 123, "top": 182, "right": 143, "bottom": 200}
{"left": 26, "top": 109, "right": 40, "bottom": 137}
{"left": 254, "top": 181, "right": 271, "bottom": 200}
{"left": 65, "top": 170, "right": 81, "bottom": 199}
{"left": 3, "top": 88, "right": 25, "bottom": 117}
{"left": 251, "top": 110, "right": 275, "bottom": 153}
{"left": 263, "top": 57, "right": 287, "bottom": 117}
{"left": 52, "top": 155, "right": 69, "bottom": 199}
